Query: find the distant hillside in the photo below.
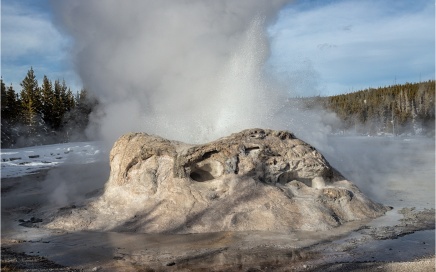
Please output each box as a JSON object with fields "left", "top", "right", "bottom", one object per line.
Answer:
{"left": 305, "top": 80, "right": 435, "bottom": 136}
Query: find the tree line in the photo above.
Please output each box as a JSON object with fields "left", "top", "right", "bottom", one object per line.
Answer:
{"left": 2, "top": 67, "right": 434, "bottom": 148}
{"left": 1, "top": 67, "right": 97, "bottom": 148}
{"left": 304, "top": 80, "right": 435, "bottom": 136}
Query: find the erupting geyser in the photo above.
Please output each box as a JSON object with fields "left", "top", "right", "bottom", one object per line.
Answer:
{"left": 46, "top": 129, "right": 389, "bottom": 233}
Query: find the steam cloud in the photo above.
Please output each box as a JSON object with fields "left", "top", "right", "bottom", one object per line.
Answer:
{"left": 6, "top": 1, "right": 433, "bottom": 232}
{"left": 44, "top": 0, "right": 346, "bottom": 209}
{"left": 49, "top": 0, "right": 336, "bottom": 145}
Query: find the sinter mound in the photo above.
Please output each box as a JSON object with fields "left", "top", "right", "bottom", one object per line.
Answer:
{"left": 46, "top": 129, "right": 389, "bottom": 233}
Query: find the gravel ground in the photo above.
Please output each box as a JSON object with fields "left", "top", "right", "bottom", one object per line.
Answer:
{"left": 309, "top": 256, "right": 435, "bottom": 272}
{"left": 1, "top": 247, "right": 80, "bottom": 271}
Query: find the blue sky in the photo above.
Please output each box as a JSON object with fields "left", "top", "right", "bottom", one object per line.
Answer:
{"left": 1, "top": 0, "right": 81, "bottom": 91}
{"left": 268, "top": 0, "right": 435, "bottom": 95}
{"left": 1, "top": 0, "right": 435, "bottom": 96}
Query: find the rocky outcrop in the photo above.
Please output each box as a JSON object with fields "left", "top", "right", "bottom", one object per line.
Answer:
{"left": 46, "top": 129, "right": 390, "bottom": 234}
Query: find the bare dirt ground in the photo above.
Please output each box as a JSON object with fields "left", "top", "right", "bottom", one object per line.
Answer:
{"left": 1, "top": 158, "right": 435, "bottom": 271}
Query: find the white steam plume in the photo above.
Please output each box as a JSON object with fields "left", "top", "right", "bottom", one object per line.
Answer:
{"left": 46, "top": 1, "right": 435, "bottom": 215}
{"left": 50, "top": 0, "right": 303, "bottom": 145}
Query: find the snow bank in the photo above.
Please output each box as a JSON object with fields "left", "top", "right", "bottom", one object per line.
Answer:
{"left": 1, "top": 142, "right": 106, "bottom": 178}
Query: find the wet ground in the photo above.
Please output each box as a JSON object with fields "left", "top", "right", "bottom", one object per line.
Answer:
{"left": 2, "top": 136, "right": 435, "bottom": 271}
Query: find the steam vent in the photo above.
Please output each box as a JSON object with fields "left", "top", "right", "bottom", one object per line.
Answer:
{"left": 47, "top": 129, "right": 390, "bottom": 233}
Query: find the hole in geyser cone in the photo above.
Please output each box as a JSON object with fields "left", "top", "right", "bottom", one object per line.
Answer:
{"left": 277, "top": 172, "right": 312, "bottom": 187}
{"left": 189, "top": 161, "right": 223, "bottom": 182}
{"left": 190, "top": 168, "right": 215, "bottom": 182}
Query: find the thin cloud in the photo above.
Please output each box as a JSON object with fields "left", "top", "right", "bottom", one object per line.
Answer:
{"left": 268, "top": 0, "right": 435, "bottom": 96}
{"left": 1, "top": 0, "right": 80, "bottom": 90}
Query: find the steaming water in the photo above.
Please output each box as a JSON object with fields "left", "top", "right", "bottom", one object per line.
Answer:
{"left": 322, "top": 136, "right": 435, "bottom": 210}
{"left": 350, "top": 229, "right": 435, "bottom": 262}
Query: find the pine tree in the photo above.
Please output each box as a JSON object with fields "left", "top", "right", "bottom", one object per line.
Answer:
{"left": 1, "top": 78, "right": 7, "bottom": 114}
{"left": 5, "top": 84, "right": 21, "bottom": 124}
{"left": 2, "top": 68, "right": 100, "bottom": 147}
{"left": 1, "top": 79, "right": 12, "bottom": 147}
{"left": 20, "top": 67, "right": 41, "bottom": 131}
{"left": 40, "top": 75, "right": 54, "bottom": 128}
{"left": 0, "top": 79, "right": 19, "bottom": 122}
{"left": 60, "top": 79, "right": 69, "bottom": 111}
{"left": 66, "top": 88, "right": 76, "bottom": 110}
{"left": 62, "top": 88, "right": 96, "bottom": 141}
{"left": 75, "top": 88, "right": 94, "bottom": 128}
{"left": 52, "top": 79, "right": 64, "bottom": 130}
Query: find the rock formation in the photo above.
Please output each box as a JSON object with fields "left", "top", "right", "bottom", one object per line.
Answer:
{"left": 46, "top": 129, "right": 389, "bottom": 233}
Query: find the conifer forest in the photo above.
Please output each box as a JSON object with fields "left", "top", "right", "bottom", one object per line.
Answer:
{"left": 310, "top": 80, "right": 435, "bottom": 136}
{"left": 1, "top": 67, "right": 97, "bottom": 148}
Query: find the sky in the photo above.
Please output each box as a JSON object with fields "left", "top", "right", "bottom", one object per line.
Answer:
{"left": 1, "top": 0, "right": 81, "bottom": 92}
{"left": 1, "top": 0, "right": 435, "bottom": 97}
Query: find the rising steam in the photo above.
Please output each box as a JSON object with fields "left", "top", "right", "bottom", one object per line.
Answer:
{"left": 23, "top": 0, "right": 436, "bottom": 229}
{"left": 50, "top": 0, "right": 312, "bottom": 145}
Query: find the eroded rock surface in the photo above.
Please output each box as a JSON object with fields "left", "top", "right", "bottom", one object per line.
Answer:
{"left": 46, "top": 129, "right": 389, "bottom": 233}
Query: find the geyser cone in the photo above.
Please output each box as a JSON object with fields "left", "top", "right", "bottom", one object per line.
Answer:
{"left": 46, "top": 129, "right": 390, "bottom": 234}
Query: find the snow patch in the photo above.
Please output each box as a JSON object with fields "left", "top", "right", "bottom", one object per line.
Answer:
{"left": 1, "top": 142, "right": 107, "bottom": 178}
